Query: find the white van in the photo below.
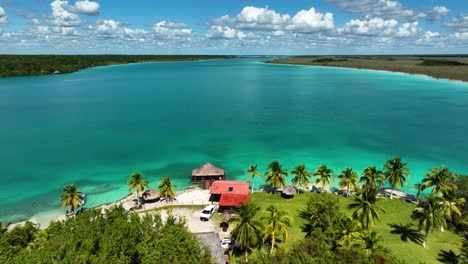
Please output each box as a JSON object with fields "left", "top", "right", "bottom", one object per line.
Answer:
{"left": 200, "top": 204, "right": 217, "bottom": 221}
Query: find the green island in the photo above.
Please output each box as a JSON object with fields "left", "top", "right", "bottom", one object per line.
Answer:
{"left": 0, "top": 55, "right": 232, "bottom": 77}
{"left": 265, "top": 56, "right": 468, "bottom": 82}
{"left": 1, "top": 159, "right": 466, "bottom": 264}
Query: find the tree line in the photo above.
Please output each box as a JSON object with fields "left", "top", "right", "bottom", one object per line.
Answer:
{"left": 59, "top": 172, "right": 177, "bottom": 214}
{"left": 0, "top": 55, "right": 231, "bottom": 77}
{"left": 238, "top": 158, "right": 467, "bottom": 263}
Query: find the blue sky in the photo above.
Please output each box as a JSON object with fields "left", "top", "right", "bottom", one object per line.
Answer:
{"left": 0, "top": 0, "right": 467, "bottom": 54}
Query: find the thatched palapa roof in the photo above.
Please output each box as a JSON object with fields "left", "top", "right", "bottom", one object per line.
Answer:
{"left": 192, "top": 162, "right": 224, "bottom": 176}
{"left": 142, "top": 189, "right": 160, "bottom": 200}
{"left": 282, "top": 186, "right": 296, "bottom": 196}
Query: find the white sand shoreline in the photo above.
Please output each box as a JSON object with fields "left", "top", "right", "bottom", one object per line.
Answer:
{"left": 8, "top": 187, "right": 211, "bottom": 230}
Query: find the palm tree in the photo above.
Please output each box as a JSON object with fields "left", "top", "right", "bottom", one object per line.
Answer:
{"left": 264, "top": 160, "right": 288, "bottom": 190}
{"left": 383, "top": 157, "right": 410, "bottom": 199}
{"left": 261, "top": 204, "right": 293, "bottom": 255}
{"left": 158, "top": 177, "right": 177, "bottom": 201}
{"left": 439, "top": 188, "right": 464, "bottom": 221}
{"left": 338, "top": 219, "right": 362, "bottom": 249}
{"left": 411, "top": 195, "right": 447, "bottom": 248}
{"left": 59, "top": 183, "right": 83, "bottom": 213}
{"left": 360, "top": 166, "right": 385, "bottom": 190}
{"left": 359, "top": 231, "right": 383, "bottom": 258}
{"left": 291, "top": 164, "right": 311, "bottom": 190}
{"left": 229, "top": 203, "right": 263, "bottom": 258}
{"left": 338, "top": 167, "right": 360, "bottom": 196}
{"left": 411, "top": 183, "right": 425, "bottom": 204}
{"left": 422, "top": 166, "right": 455, "bottom": 195}
{"left": 348, "top": 186, "right": 385, "bottom": 229}
{"left": 246, "top": 165, "right": 261, "bottom": 193}
{"left": 313, "top": 164, "right": 334, "bottom": 190}
{"left": 127, "top": 172, "right": 149, "bottom": 204}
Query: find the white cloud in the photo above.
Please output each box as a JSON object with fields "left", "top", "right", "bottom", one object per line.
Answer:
{"left": 444, "top": 15, "right": 468, "bottom": 32}
{"left": 427, "top": 6, "right": 449, "bottom": 22}
{"left": 153, "top": 20, "right": 193, "bottom": 39}
{"left": 395, "top": 22, "right": 418, "bottom": 37}
{"left": 339, "top": 17, "right": 422, "bottom": 38}
{"left": 454, "top": 32, "right": 468, "bottom": 40}
{"left": 205, "top": 25, "right": 246, "bottom": 40}
{"left": 326, "top": 0, "right": 419, "bottom": 19}
{"left": 74, "top": 0, "right": 100, "bottom": 16}
{"left": 423, "top": 31, "right": 439, "bottom": 39}
{"left": 46, "top": 0, "right": 81, "bottom": 27}
{"left": 210, "top": 6, "right": 334, "bottom": 34}
{"left": 92, "top": 19, "right": 121, "bottom": 35}
{"left": 286, "top": 8, "right": 334, "bottom": 33}
{"left": 340, "top": 17, "right": 398, "bottom": 36}
{"left": 0, "top": 6, "right": 8, "bottom": 26}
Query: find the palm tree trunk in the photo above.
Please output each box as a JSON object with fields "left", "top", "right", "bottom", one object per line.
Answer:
{"left": 347, "top": 185, "right": 350, "bottom": 196}
{"left": 390, "top": 185, "right": 394, "bottom": 199}
{"left": 270, "top": 231, "right": 276, "bottom": 255}
{"left": 423, "top": 230, "right": 428, "bottom": 248}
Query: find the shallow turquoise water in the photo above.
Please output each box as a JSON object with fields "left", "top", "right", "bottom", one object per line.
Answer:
{"left": 0, "top": 59, "right": 467, "bottom": 222}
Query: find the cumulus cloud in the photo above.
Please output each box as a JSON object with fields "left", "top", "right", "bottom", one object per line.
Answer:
{"left": 87, "top": 19, "right": 148, "bottom": 40}
{"left": 339, "top": 17, "right": 421, "bottom": 38}
{"left": 326, "top": 0, "right": 419, "bottom": 19}
{"left": 46, "top": 0, "right": 81, "bottom": 27}
{"left": 0, "top": 6, "right": 8, "bottom": 26}
{"left": 74, "top": 0, "right": 100, "bottom": 16}
{"left": 152, "top": 20, "right": 193, "bottom": 39}
{"left": 205, "top": 25, "right": 246, "bottom": 40}
{"left": 454, "top": 32, "right": 468, "bottom": 40}
{"left": 286, "top": 8, "right": 334, "bottom": 33}
{"left": 444, "top": 15, "right": 468, "bottom": 32}
{"left": 339, "top": 17, "right": 398, "bottom": 36}
{"left": 395, "top": 22, "right": 419, "bottom": 37}
{"left": 210, "top": 6, "right": 334, "bottom": 34}
{"left": 426, "top": 6, "right": 449, "bottom": 22}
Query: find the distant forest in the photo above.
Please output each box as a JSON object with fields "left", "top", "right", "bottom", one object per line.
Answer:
{"left": 0, "top": 55, "right": 232, "bottom": 77}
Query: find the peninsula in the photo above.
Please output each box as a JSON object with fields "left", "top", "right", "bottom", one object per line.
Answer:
{"left": 0, "top": 55, "right": 233, "bottom": 77}
{"left": 266, "top": 55, "right": 468, "bottom": 82}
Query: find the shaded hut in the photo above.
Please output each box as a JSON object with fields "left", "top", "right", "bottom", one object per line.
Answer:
{"left": 282, "top": 186, "right": 296, "bottom": 198}
{"left": 191, "top": 162, "right": 225, "bottom": 189}
{"left": 142, "top": 189, "right": 160, "bottom": 203}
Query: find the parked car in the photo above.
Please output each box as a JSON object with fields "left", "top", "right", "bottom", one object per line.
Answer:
{"left": 221, "top": 239, "right": 235, "bottom": 250}
{"left": 200, "top": 204, "right": 217, "bottom": 221}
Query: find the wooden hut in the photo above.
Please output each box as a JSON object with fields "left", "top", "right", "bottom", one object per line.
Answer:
{"left": 282, "top": 186, "right": 296, "bottom": 198}
{"left": 191, "top": 163, "right": 225, "bottom": 188}
{"left": 142, "top": 189, "right": 160, "bottom": 203}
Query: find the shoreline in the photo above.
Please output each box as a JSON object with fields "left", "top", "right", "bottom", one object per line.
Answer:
{"left": 7, "top": 187, "right": 211, "bottom": 230}
{"left": 7, "top": 184, "right": 421, "bottom": 230}
{"left": 264, "top": 59, "right": 468, "bottom": 84}
{"left": 0, "top": 55, "right": 234, "bottom": 78}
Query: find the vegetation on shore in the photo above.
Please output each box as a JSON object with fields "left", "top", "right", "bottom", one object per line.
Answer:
{"left": 265, "top": 55, "right": 468, "bottom": 82}
{"left": 0, "top": 55, "right": 232, "bottom": 77}
{"left": 234, "top": 158, "right": 467, "bottom": 263}
{"left": 1, "top": 160, "right": 465, "bottom": 263}
{"left": 0, "top": 207, "right": 213, "bottom": 263}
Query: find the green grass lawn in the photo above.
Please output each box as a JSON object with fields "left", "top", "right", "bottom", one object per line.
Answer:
{"left": 250, "top": 192, "right": 462, "bottom": 264}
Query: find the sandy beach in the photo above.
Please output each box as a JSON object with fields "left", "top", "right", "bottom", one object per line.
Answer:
{"left": 9, "top": 188, "right": 212, "bottom": 230}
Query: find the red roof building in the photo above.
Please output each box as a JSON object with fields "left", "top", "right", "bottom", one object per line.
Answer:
{"left": 209, "top": 180, "right": 250, "bottom": 207}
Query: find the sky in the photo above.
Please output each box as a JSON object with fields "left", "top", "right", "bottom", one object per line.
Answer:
{"left": 0, "top": 0, "right": 467, "bottom": 54}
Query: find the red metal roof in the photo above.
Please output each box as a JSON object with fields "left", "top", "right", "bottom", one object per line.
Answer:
{"left": 209, "top": 180, "right": 249, "bottom": 195}
{"left": 219, "top": 194, "right": 251, "bottom": 207}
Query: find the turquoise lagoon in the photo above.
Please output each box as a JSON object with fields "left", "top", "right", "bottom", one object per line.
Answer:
{"left": 0, "top": 59, "right": 467, "bottom": 222}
